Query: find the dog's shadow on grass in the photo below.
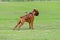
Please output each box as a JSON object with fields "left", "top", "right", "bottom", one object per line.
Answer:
{"left": 18, "top": 28, "right": 31, "bottom": 30}
{"left": 21, "top": 28, "right": 29, "bottom": 30}
{"left": 13, "top": 27, "right": 60, "bottom": 31}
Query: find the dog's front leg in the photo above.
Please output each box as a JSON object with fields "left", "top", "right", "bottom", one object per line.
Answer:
{"left": 29, "top": 23, "right": 31, "bottom": 29}
{"left": 29, "top": 22, "right": 34, "bottom": 29}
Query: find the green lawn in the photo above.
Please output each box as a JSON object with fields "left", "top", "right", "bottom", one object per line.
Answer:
{"left": 0, "top": 1, "right": 60, "bottom": 40}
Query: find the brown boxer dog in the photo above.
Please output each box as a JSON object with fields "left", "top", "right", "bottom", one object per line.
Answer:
{"left": 13, "top": 9, "right": 39, "bottom": 30}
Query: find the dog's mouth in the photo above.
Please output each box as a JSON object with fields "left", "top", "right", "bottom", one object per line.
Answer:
{"left": 35, "top": 12, "right": 39, "bottom": 16}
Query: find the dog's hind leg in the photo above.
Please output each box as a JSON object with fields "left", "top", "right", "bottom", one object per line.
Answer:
{"left": 13, "top": 21, "right": 21, "bottom": 30}
{"left": 18, "top": 22, "right": 24, "bottom": 30}
{"left": 18, "top": 19, "right": 25, "bottom": 30}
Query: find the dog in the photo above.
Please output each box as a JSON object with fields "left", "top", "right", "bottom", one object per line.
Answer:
{"left": 13, "top": 9, "right": 39, "bottom": 30}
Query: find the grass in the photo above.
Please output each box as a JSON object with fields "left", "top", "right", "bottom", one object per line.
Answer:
{"left": 0, "top": 1, "right": 60, "bottom": 40}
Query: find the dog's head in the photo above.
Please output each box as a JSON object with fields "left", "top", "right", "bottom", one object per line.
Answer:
{"left": 33, "top": 9, "right": 39, "bottom": 16}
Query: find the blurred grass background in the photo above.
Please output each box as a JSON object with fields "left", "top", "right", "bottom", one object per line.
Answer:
{"left": 0, "top": 1, "right": 60, "bottom": 40}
